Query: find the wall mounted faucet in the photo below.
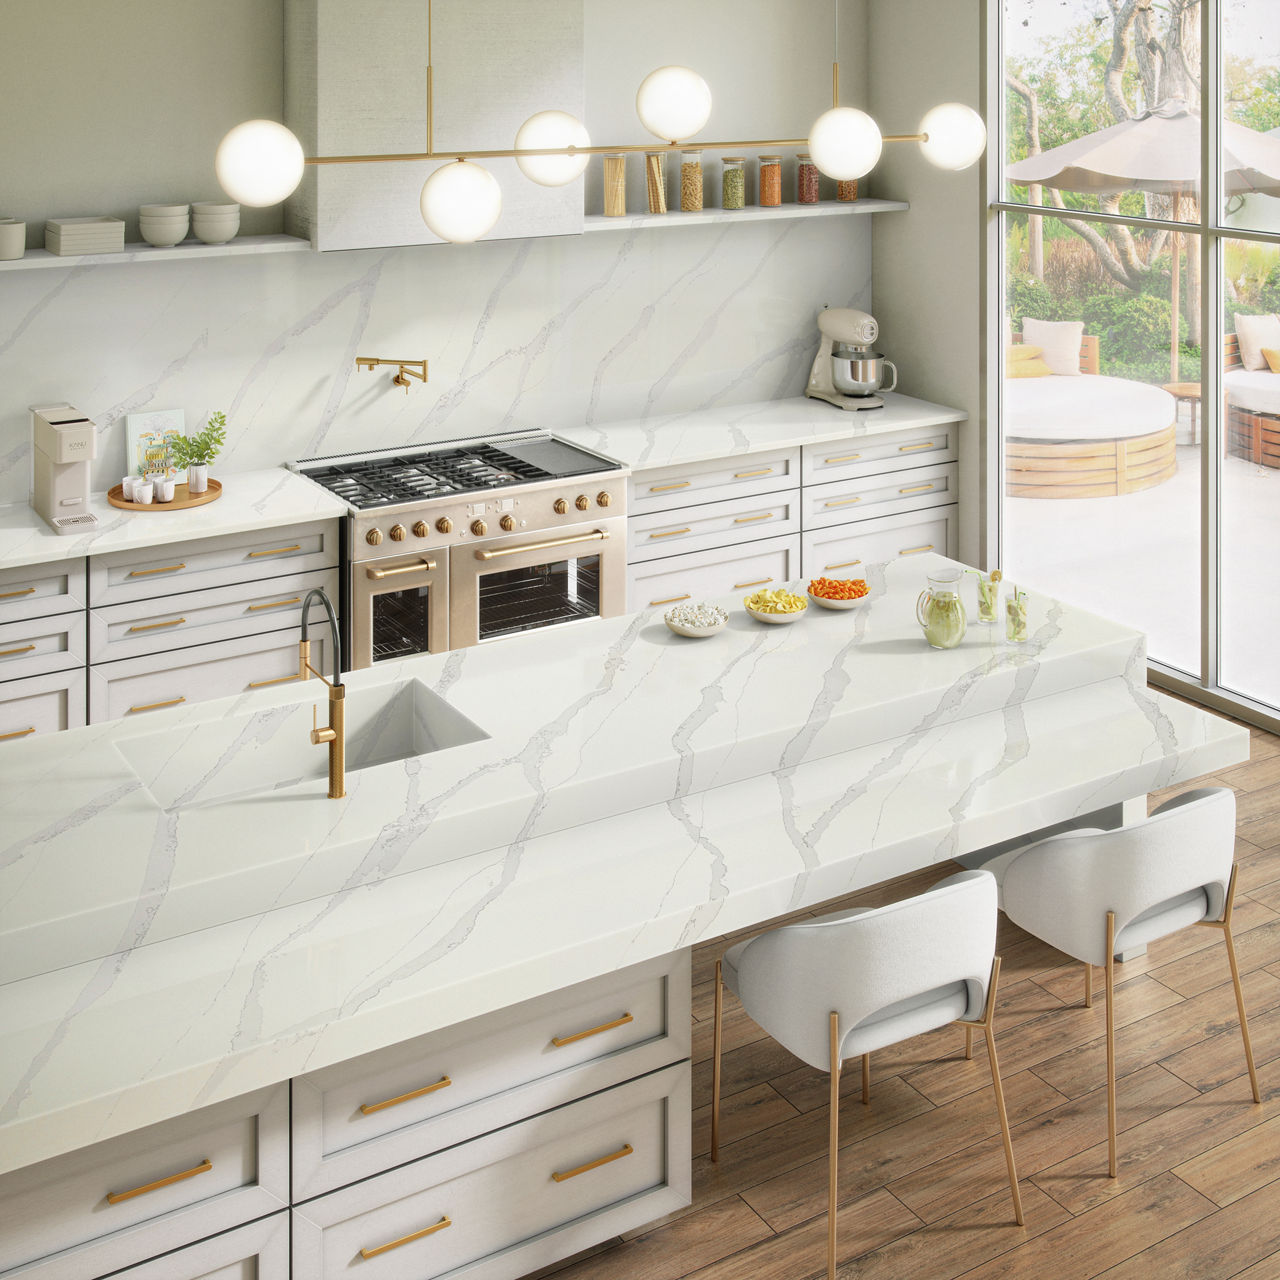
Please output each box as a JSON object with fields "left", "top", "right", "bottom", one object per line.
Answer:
{"left": 356, "top": 356, "right": 429, "bottom": 394}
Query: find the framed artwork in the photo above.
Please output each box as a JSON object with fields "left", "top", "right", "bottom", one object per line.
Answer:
{"left": 125, "top": 410, "right": 186, "bottom": 482}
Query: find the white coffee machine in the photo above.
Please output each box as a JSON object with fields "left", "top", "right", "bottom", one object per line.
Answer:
{"left": 31, "top": 404, "right": 99, "bottom": 535}
{"left": 805, "top": 307, "right": 898, "bottom": 411}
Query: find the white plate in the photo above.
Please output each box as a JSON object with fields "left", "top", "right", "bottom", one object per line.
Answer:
{"left": 808, "top": 591, "right": 869, "bottom": 611}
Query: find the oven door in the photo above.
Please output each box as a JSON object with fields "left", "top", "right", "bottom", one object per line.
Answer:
{"left": 350, "top": 550, "right": 449, "bottom": 669}
{"left": 449, "top": 518, "right": 627, "bottom": 648}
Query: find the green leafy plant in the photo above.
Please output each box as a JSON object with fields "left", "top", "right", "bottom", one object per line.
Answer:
{"left": 169, "top": 411, "right": 226, "bottom": 469}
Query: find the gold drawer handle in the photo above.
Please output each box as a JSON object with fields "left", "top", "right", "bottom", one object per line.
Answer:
{"left": 127, "top": 617, "right": 186, "bottom": 634}
{"left": 899, "top": 544, "right": 935, "bottom": 556}
{"left": 649, "top": 528, "right": 690, "bottom": 539}
{"left": 552, "top": 1011, "right": 634, "bottom": 1048}
{"left": 734, "top": 468, "right": 774, "bottom": 478}
{"left": 247, "top": 596, "right": 302, "bottom": 612}
{"left": 127, "top": 563, "right": 186, "bottom": 577}
{"left": 128, "top": 697, "right": 186, "bottom": 714}
{"left": 0, "top": 644, "right": 36, "bottom": 658}
{"left": 823, "top": 497, "right": 861, "bottom": 508}
{"left": 899, "top": 484, "right": 934, "bottom": 495}
{"left": 0, "top": 586, "right": 36, "bottom": 599}
{"left": 552, "top": 1143, "right": 634, "bottom": 1183}
{"left": 824, "top": 453, "right": 862, "bottom": 464}
{"left": 360, "top": 1215, "right": 452, "bottom": 1260}
{"left": 733, "top": 513, "right": 773, "bottom": 524}
{"left": 649, "top": 594, "right": 691, "bottom": 606}
{"left": 360, "top": 1075, "right": 452, "bottom": 1116}
{"left": 648, "top": 481, "right": 691, "bottom": 493}
{"left": 0, "top": 726, "right": 35, "bottom": 741}
{"left": 366, "top": 558, "right": 437, "bottom": 580}
{"left": 247, "top": 544, "right": 302, "bottom": 559}
{"left": 899, "top": 441, "right": 936, "bottom": 453}
{"left": 825, "top": 559, "right": 863, "bottom": 570}
{"left": 248, "top": 673, "right": 302, "bottom": 689}
{"left": 107, "top": 1158, "right": 212, "bottom": 1205}
{"left": 734, "top": 577, "right": 773, "bottom": 589}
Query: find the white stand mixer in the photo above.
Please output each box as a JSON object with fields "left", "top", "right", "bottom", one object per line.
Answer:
{"left": 805, "top": 307, "right": 897, "bottom": 411}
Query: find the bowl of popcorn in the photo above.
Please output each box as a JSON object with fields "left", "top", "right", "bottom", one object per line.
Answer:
{"left": 664, "top": 600, "right": 729, "bottom": 638}
{"left": 743, "top": 587, "right": 808, "bottom": 625}
{"left": 807, "top": 577, "right": 870, "bottom": 611}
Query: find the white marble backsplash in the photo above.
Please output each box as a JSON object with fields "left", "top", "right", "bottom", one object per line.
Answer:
{"left": 0, "top": 219, "right": 872, "bottom": 505}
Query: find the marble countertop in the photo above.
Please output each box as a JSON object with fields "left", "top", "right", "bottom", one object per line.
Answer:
{"left": 0, "top": 468, "right": 348, "bottom": 571}
{"left": 0, "top": 554, "right": 1247, "bottom": 1174}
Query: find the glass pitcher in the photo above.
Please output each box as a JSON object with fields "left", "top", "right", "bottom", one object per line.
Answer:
{"left": 916, "top": 568, "right": 967, "bottom": 649}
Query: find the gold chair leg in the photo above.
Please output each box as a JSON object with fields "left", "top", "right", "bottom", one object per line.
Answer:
{"left": 1084, "top": 961, "right": 1093, "bottom": 1008}
{"left": 862, "top": 1053, "right": 871, "bottom": 1106}
{"left": 711, "top": 959, "right": 724, "bottom": 1163}
{"left": 1224, "top": 922, "right": 1261, "bottom": 1104}
{"left": 1105, "top": 911, "right": 1117, "bottom": 1179}
{"left": 829, "top": 1012, "right": 841, "bottom": 1280}
{"left": 965, "top": 1025, "right": 973, "bottom": 1060}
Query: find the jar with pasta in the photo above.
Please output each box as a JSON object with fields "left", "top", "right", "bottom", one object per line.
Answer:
{"left": 645, "top": 151, "right": 668, "bottom": 214}
{"left": 721, "top": 156, "right": 746, "bottom": 210}
{"left": 680, "top": 150, "right": 704, "bottom": 212}
{"left": 758, "top": 155, "right": 781, "bottom": 207}
{"left": 797, "top": 152, "right": 820, "bottom": 204}
{"left": 603, "top": 152, "right": 627, "bottom": 217}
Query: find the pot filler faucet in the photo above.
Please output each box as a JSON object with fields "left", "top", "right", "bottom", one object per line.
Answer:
{"left": 299, "top": 587, "right": 345, "bottom": 799}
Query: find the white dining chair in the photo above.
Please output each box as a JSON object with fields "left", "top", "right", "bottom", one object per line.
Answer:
{"left": 710, "top": 869, "right": 1023, "bottom": 1280}
{"left": 1002, "top": 786, "right": 1260, "bottom": 1179}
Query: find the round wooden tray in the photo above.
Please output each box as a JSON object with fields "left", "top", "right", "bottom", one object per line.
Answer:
{"left": 107, "top": 479, "right": 222, "bottom": 511}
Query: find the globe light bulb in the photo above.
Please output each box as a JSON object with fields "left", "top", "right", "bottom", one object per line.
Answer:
{"left": 419, "top": 161, "right": 503, "bottom": 243}
{"left": 215, "top": 120, "right": 306, "bottom": 207}
{"left": 807, "top": 107, "right": 883, "bottom": 181}
{"left": 514, "top": 110, "right": 591, "bottom": 187}
{"left": 918, "top": 103, "right": 987, "bottom": 170}
{"left": 635, "top": 66, "right": 712, "bottom": 143}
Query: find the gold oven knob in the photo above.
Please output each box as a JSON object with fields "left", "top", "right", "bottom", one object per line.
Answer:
{"left": 553, "top": 498, "right": 568, "bottom": 515}
{"left": 597, "top": 491, "right": 612, "bottom": 507}
{"left": 500, "top": 514, "right": 516, "bottom": 532}
{"left": 365, "top": 527, "right": 383, "bottom": 546}
{"left": 575, "top": 494, "right": 590, "bottom": 511}
{"left": 436, "top": 517, "right": 453, "bottom": 534}
{"left": 412, "top": 520, "right": 429, "bottom": 538}
{"left": 471, "top": 519, "right": 487, "bottom": 537}
{"left": 389, "top": 523, "right": 407, "bottom": 541}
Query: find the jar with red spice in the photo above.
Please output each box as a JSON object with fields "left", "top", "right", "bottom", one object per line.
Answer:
{"left": 837, "top": 178, "right": 859, "bottom": 202}
{"left": 797, "top": 152, "right": 820, "bottom": 204}
{"left": 758, "top": 155, "right": 782, "bottom": 207}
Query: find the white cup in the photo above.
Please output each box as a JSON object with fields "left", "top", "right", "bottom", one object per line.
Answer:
{"left": 121, "top": 475, "right": 137, "bottom": 500}
{"left": 134, "top": 481, "right": 154, "bottom": 505}
{"left": 0, "top": 219, "right": 25, "bottom": 261}
{"left": 155, "top": 478, "right": 176, "bottom": 502}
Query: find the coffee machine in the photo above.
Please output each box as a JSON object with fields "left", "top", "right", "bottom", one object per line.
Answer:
{"left": 805, "top": 307, "right": 898, "bottom": 411}
{"left": 31, "top": 404, "right": 99, "bottom": 535}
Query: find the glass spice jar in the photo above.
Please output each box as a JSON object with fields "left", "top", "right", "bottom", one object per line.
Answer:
{"left": 645, "top": 151, "right": 668, "bottom": 214}
{"left": 680, "top": 150, "right": 704, "bottom": 212}
{"left": 797, "top": 152, "right": 820, "bottom": 204}
{"left": 758, "top": 155, "right": 782, "bottom": 207}
{"left": 721, "top": 156, "right": 746, "bottom": 210}
{"left": 603, "top": 152, "right": 627, "bottom": 217}
{"left": 837, "top": 178, "right": 859, "bottom": 202}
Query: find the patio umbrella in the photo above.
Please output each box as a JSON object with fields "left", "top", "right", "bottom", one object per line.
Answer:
{"left": 1006, "top": 99, "right": 1280, "bottom": 378}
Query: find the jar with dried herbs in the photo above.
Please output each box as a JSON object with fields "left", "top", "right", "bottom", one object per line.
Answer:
{"left": 680, "top": 150, "right": 703, "bottom": 212}
{"left": 797, "top": 152, "right": 820, "bottom": 204}
{"left": 721, "top": 156, "right": 746, "bottom": 210}
{"left": 758, "top": 155, "right": 781, "bottom": 207}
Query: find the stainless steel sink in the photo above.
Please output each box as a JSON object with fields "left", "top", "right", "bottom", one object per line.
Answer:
{"left": 117, "top": 678, "right": 488, "bottom": 810}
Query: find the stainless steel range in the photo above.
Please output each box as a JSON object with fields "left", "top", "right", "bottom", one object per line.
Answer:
{"left": 292, "top": 434, "right": 628, "bottom": 669}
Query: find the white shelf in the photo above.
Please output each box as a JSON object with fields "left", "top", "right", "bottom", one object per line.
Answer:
{"left": 0, "top": 234, "right": 311, "bottom": 272}
{"left": 583, "top": 198, "right": 908, "bottom": 232}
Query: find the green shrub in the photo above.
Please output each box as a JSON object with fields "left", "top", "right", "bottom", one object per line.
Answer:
{"left": 1006, "top": 274, "right": 1059, "bottom": 326}
{"left": 1260, "top": 263, "right": 1280, "bottom": 315}
{"left": 1082, "top": 292, "right": 1171, "bottom": 363}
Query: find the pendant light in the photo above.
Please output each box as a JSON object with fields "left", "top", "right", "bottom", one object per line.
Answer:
{"left": 514, "top": 110, "right": 592, "bottom": 186}
{"left": 635, "top": 66, "right": 713, "bottom": 143}
{"left": 918, "top": 103, "right": 988, "bottom": 170}
{"left": 807, "top": 107, "right": 883, "bottom": 180}
{"left": 419, "top": 160, "right": 503, "bottom": 243}
{"left": 215, "top": 120, "right": 306, "bottom": 207}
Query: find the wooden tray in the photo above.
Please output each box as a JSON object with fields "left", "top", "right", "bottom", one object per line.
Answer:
{"left": 107, "top": 479, "right": 222, "bottom": 511}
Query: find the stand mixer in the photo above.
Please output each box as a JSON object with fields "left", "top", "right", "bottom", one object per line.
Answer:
{"left": 805, "top": 307, "right": 898, "bottom": 411}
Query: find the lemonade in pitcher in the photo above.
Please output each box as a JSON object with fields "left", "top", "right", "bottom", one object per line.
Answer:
{"left": 916, "top": 568, "right": 967, "bottom": 649}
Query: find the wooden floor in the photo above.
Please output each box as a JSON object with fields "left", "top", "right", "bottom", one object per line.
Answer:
{"left": 530, "top": 710, "right": 1280, "bottom": 1280}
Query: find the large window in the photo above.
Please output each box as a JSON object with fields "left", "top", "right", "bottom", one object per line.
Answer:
{"left": 994, "top": 0, "right": 1280, "bottom": 720}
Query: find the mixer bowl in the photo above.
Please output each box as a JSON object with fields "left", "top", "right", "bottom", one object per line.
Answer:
{"left": 832, "top": 347, "right": 897, "bottom": 397}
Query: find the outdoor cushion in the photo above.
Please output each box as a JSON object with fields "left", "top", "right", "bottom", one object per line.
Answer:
{"left": 1007, "top": 346, "right": 1055, "bottom": 377}
{"left": 1022, "top": 317, "right": 1085, "bottom": 376}
{"left": 1004, "top": 374, "right": 1176, "bottom": 441}
{"left": 1264, "top": 348, "right": 1280, "bottom": 374}
{"left": 1225, "top": 369, "right": 1280, "bottom": 416}
{"left": 1235, "top": 314, "right": 1280, "bottom": 371}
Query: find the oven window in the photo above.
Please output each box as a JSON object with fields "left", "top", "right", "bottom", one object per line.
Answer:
{"left": 371, "top": 585, "right": 434, "bottom": 661}
{"left": 477, "top": 555, "right": 601, "bottom": 642}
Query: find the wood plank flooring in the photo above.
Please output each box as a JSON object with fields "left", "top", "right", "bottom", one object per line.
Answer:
{"left": 528, "top": 709, "right": 1280, "bottom": 1280}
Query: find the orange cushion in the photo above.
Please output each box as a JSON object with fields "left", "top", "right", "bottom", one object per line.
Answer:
{"left": 1263, "top": 347, "right": 1280, "bottom": 374}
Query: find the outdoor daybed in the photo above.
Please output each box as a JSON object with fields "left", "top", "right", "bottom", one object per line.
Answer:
{"left": 1225, "top": 324, "right": 1280, "bottom": 468}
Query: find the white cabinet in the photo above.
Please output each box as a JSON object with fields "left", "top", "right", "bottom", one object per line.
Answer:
{"left": 628, "top": 449, "right": 802, "bottom": 516}
{"left": 0, "top": 668, "right": 86, "bottom": 741}
{"left": 802, "top": 506, "right": 957, "bottom": 575}
{"left": 628, "top": 491, "right": 801, "bottom": 565}
{"left": 628, "top": 535, "right": 801, "bottom": 610}
{"left": 109, "top": 1215, "right": 290, "bottom": 1280}
{"left": 0, "top": 560, "right": 84, "bottom": 625}
{"left": 800, "top": 423, "right": 958, "bottom": 486}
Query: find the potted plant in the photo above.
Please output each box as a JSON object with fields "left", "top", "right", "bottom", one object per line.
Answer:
{"left": 170, "top": 411, "right": 227, "bottom": 495}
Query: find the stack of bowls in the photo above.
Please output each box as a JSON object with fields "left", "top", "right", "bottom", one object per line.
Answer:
{"left": 139, "top": 204, "right": 189, "bottom": 247}
{"left": 192, "top": 201, "right": 240, "bottom": 245}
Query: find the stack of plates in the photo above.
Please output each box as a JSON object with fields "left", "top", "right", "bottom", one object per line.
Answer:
{"left": 45, "top": 217, "right": 125, "bottom": 256}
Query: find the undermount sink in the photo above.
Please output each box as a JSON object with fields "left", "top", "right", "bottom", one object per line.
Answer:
{"left": 117, "top": 678, "right": 489, "bottom": 811}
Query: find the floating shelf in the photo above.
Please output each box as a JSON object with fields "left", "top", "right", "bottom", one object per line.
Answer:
{"left": 0, "top": 234, "right": 311, "bottom": 272}
{"left": 583, "top": 198, "right": 909, "bottom": 232}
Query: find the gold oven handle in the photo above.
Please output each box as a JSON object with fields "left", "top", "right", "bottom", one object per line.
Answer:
{"left": 552, "top": 1143, "right": 634, "bottom": 1183}
{"left": 474, "top": 530, "right": 609, "bottom": 561}
{"left": 360, "top": 1216, "right": 452, "bottom": 1260}
{"left": 107, "top": 1158, "right": 212, "bottom": 1205}
{"left": 366, "top": 558, "right": 438, "bottom": 580}
{"left": 551, "top": 1012, "right": 634, "bottom": 1048}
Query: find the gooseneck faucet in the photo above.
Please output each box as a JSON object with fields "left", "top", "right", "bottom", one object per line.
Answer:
{"left": 299, "top": 587, "right": 345, "bottom": 799}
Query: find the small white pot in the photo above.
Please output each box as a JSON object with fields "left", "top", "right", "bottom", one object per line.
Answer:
{"left": 187, "top": 464, "right": 209, "bottom": 494}
{"left": 0, "top": 218, "right": 25, "bottom": 261}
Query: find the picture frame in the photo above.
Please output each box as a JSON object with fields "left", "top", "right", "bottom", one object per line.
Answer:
{"left": 125, "top": 409, "right": 186, "bottom": 483}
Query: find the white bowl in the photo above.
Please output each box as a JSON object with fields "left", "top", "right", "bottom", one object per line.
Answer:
{"left": 139, "top": 216, "right": 189, "bottom": 247}
{"left": 140, "top": 203, "right": 189, "bottom": 217}
{"left": 192, "top": 201, "right": 239, "bottom": 215}
{"left": 744, "top": 600, "right": 807, "bottom": 625}
{"left": 665, "top": 616, "right": 727, "bottom": 639}
{"left": 808, "top": 590, "right": 869, "bottom": 611}
{"left": 192, "top": 218, "right": 239, "bottom": 245}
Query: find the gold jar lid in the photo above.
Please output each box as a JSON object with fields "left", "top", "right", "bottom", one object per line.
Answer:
{"left": 760, "top": 154, "right": 782, "bottom": 162}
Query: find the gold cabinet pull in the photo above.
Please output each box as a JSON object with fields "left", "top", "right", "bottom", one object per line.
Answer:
{"left": 733, "top": 513, "right": 773, "bottom": 524}
{"left": 248, "top": 673, "right": 302, "bottom": 689}
{"left": 649, "top": 594, "right": 691, "bottom": 606}
{"left": 360, "top": 1075, "right": 452, "bottom": 1116}
{"left": 366, "top": 558, "right": 437, "bottom": 580}
{"left": 128, "top": 697, "right": 187, "bottom": 714}
{"left": 733, "top": 577, "right": 773, "bottom": 590}
{"left": 475, "top": 530, "right": 609, "bottom": 561}
{"left": 127, "top": 563, "right": 186, "bottom": 577}
{"left": 899, "top": 544, "right": 935, "bottom": 556}
{"left": 552, "top": 1011, "right": 634, "bottom": 1048}
{"left": 0, "top": 726, "right": 35, "bottom": 741}
{"left": 899, "top": 484, "right": 934, "bottom": 495}
{"left": 648, "top": 528, "right": 690, "bottom": 540}
{"left": 824, "top": 559, "right": 863, "bottom": 570}
{"left": 734, "top": 467, "right": 774, "bottom": 478}
{"left": 0, "top": 644, "right": 36, "bottom": 658}
{"left": 247, "top": 596, "right": 302, "bottom": 612}
{"left": 648, "top": 481, "right": 691, "bottom": 493}
{"left": 107, "top": 1158, "right": 211, "bottom": 1204}
{"left": 898, "top": 441, "right": 935, "bottom": 453}
{"left": 247, "top": 544, "right": 302, "bottom": 559}
{"left": 552, "top": 1143, "right": 634, "bottom": 1183}
{"left": 127, "top": 618, "right": 186, "bottom": 634}
{"left": 0, "top": 586, "right": 36, "bottom": 599}
{"left": 360, "top": 1216, "right": 451, "bottom": 1260}
{"left": 823, "top": 497, "right": 861, "bottom": 508}
{"left": 824, "top": 452, "right": 862, "bottom": 464}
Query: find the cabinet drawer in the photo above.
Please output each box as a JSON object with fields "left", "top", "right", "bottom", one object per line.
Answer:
{"left": 293, "top": 1061, "right": 690, "bottom": 1280}
{"left": 0, "top": 560, "right": 85, "bottom": 625}
{"left": 0, "top": 668, "right": 86, "bottom": 743}
{"left": 88, "top": 632, "right": 331, "bottom": 725}
{"left": 803, "top": 462, "right": 958, "bottom": 531}
{"left": 106, "top": 1213, "right": 289, "bottom": 1280}
{"left": 293, "top": 951, "right": 690, "bottom": 1200}
{"left": 629, "top": 492, "right": 800, "bottom": 565}
{"left": 627, "top": 535, "right": 800, "bottom": 612}
{"left": 629, "top": 448, "right": 800, "bottom": 515}
{"left": 88, "top": 521, "right": 339, "bottom": 606}
{"left": 0, "top": 1085, "right": 288, "bottom": 1280}
{"left": 801, "top": 423, "right": 958, "bottom": 485}
{"left": 0, "top": 612, "right": 84, "bottom": 684}
{"left": 801, "top": 506, "right": 957, "bottom": 578}
{"left": 90, "top": 568, "right": 339, "bottom": 664}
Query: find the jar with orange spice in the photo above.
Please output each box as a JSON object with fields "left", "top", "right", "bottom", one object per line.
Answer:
{"left": 758, "top": 155, "right": 782, "bottom": 207}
